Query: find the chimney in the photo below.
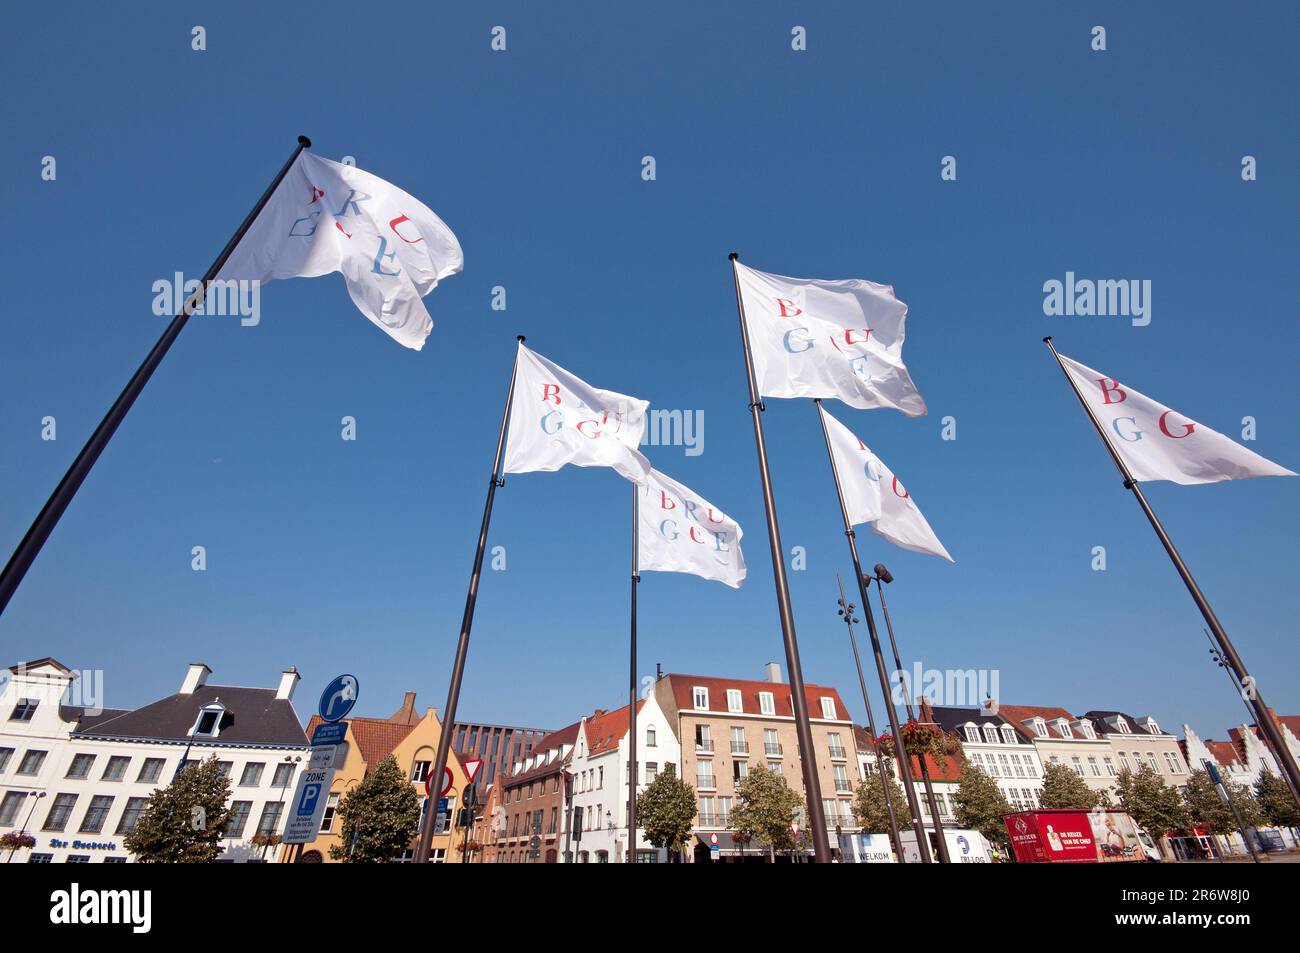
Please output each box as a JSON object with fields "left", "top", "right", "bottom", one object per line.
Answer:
{"left": 180, "top": 663, "right": 211, "bottom": 695}
{"left": 389, "top": 691, "right": 418, "bottom": 724}
{"left": 655, "top": 663, "right": 663, "bottom": 681}
{"left": 276, "top": 666, "right": 300, "bottom": 701}
{"left": 764, "top": 661, "right": 783, "bottom": 684}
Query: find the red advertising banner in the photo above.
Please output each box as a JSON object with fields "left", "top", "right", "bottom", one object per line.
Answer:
{"left": 1005, "top": 811, "right": 1098, "bottom": 863}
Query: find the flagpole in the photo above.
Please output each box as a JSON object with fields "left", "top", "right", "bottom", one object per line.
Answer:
{"left": 813, "top": 399, "right": 933, "bottom": 862}
{"left": 0, "top": 136, "right": 312, "bottom": 619}
{"left": 1044, "top": 336, "right": 1300, "bottom": 806}
{"left": 728, "top": 253, "right": 832, "bottom": 862}
{"left": 415, "top": 336, "right": 525, "bottom": 863}
{"left": 836, "top": 574, "right": 905, "bottom": 862}
{"left": 627, "top": 481, "right": 640, "bottom": 863}
{"left": 872, "top": 570, "right": 952, "bottom": 862}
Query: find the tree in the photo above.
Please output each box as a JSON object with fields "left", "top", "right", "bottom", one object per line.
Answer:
{"left": 729, "top": 765, "right": 804, "bottom": 862}
{"left": 1183, "top": 769, "right": 1264, "bottom": 843}
{"left": 1038, "top": 762, "right": 1102, "bottom": 810}
{"left": 1112, "top": 765, "right": 1188, "bottom": 857}
{"left": 123, "top": 757, "right": 232, "bottom": 863}
{"left": 329, "top": 755, "right": 420, "bottom": 863}
{"left": 635, "top": 764, "right": 697, "bottom": 859}
{"left": 1255, "top": 771, "right": 1300, "bottom": 829}
{"left": 852, "top": 761, "right": 912, "bottom": 833}
{"left": 952, "top": 760, "right": 1013, "bottom": 850}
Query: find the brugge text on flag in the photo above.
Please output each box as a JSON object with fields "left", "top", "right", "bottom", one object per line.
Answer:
{"left": 217, "top": 152, "right": 463, "bottom": 350}
{"left": 638, "top": 468, "right": 746, "bottom": 588}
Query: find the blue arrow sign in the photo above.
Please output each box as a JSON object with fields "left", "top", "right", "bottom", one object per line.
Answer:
{"left": 319, "top": 674, "right": 359, "bottom": 723}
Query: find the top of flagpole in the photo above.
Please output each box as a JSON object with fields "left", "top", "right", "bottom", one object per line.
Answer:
{"left": 729, "top": 252, "right": 739, "bottom": 261}
{"left": 517, "top": 335, "right": 525, "bottom": 343}
{"left": 298, "top": 135, "right": 312, "bottom": 147}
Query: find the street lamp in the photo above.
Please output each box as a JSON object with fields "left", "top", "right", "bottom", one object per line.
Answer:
{"left": 263, "top": 754, "right": 301, "bottom": 861}
{"left": 5, "top": 791, "right": 46, "bottom": 863}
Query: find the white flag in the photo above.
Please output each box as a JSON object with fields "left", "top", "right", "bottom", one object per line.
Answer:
{"left": 638, "top": 469, "right": 746, "bottom": 588}
{"left": 217, "top": 152, "right": 463, "bottom": 350}
{"left": 735, "top": 261, "right": 926, "bottom": 416}
{"left": 820, "top": 405, "right": 953, "bottom": 561}
{"left": 1059, "top": 354, "right": 1296, "bottom": 485}
{"left": 503, "top": 343, "right": 651, "bottom": 483}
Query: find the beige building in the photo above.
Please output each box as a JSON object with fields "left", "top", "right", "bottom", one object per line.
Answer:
{"left": 655, "top": 664, "right": 858, "bottom": 862}
{"left": 997, "top": 705, "right": 1118, "bottom": 796}
{"left": 1082, "top": 710, "right": 1188, "bottom": 788}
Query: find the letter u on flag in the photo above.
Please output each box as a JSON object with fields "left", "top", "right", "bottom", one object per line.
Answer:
{"left": 638, "top": 468, "right": 746, "bottom": 588}
{"left": 735, "top": 261, "right": 927, "bottom": 416}
{"left": 503, "top": 343, "right": 652, "bottom": 483}
{"left": 217, "top": 152, "right": 463, "bottom": 349}
{"left": 1058, "top": 354, "right": 1295, "bottom": 485}
{"left": 820, "top": 404, "right": 952, "bottom": 561}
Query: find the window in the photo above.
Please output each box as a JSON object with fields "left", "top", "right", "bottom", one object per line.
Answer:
{"left": 1116, "top": 717, "right": 1131, "bottom": 734}
{"left": 66, "top": 855, "right": 90, "bottom": 864}
{"left": 115, "top": 797, "right": 148, "bottom": 835}
{"left": 256, "top": 801, "right": 284, "bottom": 836}
{"left": 833, "top": 765, "right": 851, "bottom": 793}
{"left": 271, "top": 762, "right": 297, "bottom": 788}
{"left": 42, "top": 793, "right": 78, "bottom": 832}
{"left": 768, "top": 761, "right": 783, "bottom": 777}
{"left": 1146, "top": 753, "right": 1160, "bottom": 773}
{"left": 137, "top": 758, "right": 165, "bottom": 784}
{"left": 28, "top": 853, "right": 53, "bottom": 863}
{"left": 1032, "top": 719, "right": 1048, "bottom": 738}
{"left": 645, "top": 762, "right": 658, "bottom": 783}
{"left": 9, "top": 698, "right": 39, "bottom": 722}
{"left": 696, "top": 761, "right": 714, "bottom": 789}
{"left": 104, "top": 857, "right": 127, "bottom": 864}
{"left": 1118, "top": 752, "right": 1132, "bottom": 772}
{"left": 66, "top": 753, "right": 96, "bottom": 779}
{"left": 718, "top": 796, "right": 733, "bottom": 826}
{"left": 699, "top": 796, "right": 716, "bottom": 826}
{"left": 411, "top": 761, "right": 431, "bottom": 783}
{"left": 214, "top": 761, "right": 233, "bottom": 779}
{"left": 1087, "top": 756, "right": 1101, "bottom": 777}
{"left": 79, "top": 795, "right": 114, "bottom": 834}
{"left": 0, "top": 747, "right": 12, "bottom": 773}
{"left": 320, "top": 793, "right": 340, "bottom": 834}
{"left": 983, "top": 726, "right": 999, "bottom": 744}
{"left": 1056, "top": 720, "right": 1072, "bottom": 739}
{"left": 226, "top": 801, "right": 253, "bottom": 838}
{"left": 1104, "top": 757, "right": 1117, "bottom": 777}
{"left": 17, "top": 750, "right": 47, "bottom": 776}
{"left": 726, "top": 689, "right": 743, "bottom": 713}
{"left": 820, "top": 697, "right": 837, "bottom": 720}
{"left": 0, "top": 791, "right": 26, "bottom": 826}
{"left": 758, "top": 692, "right": 775, "bottom": 716}
{"left": 646, "top": 726, "right": 656, "bottom": 747}
{"left": 101, "top": 756, "right": 130, "bottom": 782}
{"left": 193, "top": 708, "right": 222, "bottom": 736}
{"left": 692, "top": 686, "right": 709, "bottom": 710}
{"left": 827, "top": 732, "right": 845, "bottom": 758}
{"left": 240, "top": 762, "right": 265, "bottom": 786}
{"left": 1147, "top": 719, "right": 1160, "bottom": 735}
{"left": 695, "top": 724, "right": 712, "bottom": 752}
{"left": 965, "top": 726, "right": 979, "bottom": 743}
{"left": 733, "top": 760, "right": 747, "bottom": 781}
{"left": 730, "top": 727, "right": 748, "bottom": 754}
{"left": 764, "top": 729, "right": 781, "bottom": 756}
{"left": 1001, "top": 728, "right": 1017, "bottom": 744}
{"left": 1070, "top": 756, "right": 1084, "bottom": 776}
{"left": 1164, "top": 752, "right": 1183, "bottom": 775}
{"left": 1078, "top": 723, "right": 1095, "bottom": 740}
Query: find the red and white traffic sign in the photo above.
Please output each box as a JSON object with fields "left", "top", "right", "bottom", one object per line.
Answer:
{"left": 426, "top": 766, "right": 454, "bottom": 799}
{"left": 791, "top": 821, "right": 801, "bottom": 837}
{"left": 463, "top": 758, "right": 483, "bottom": 786}
{"left": 709, "top": 833, "right": 719, "bottom": 846}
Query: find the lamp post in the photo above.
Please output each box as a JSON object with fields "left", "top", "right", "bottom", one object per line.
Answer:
{"left": 5, "top": 791, "right": 46, "bottom": 862}
{"left": 835, "top": 575, "right": 904, "bottom": 862}
{"left": 263, "top": 754, "right": 301, "bottom": 861}
{"left": 871, "top": 563, "right": 953, "bottom": 864}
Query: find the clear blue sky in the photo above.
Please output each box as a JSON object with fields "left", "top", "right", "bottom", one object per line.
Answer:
{"left": 2, "top": 2, "right": 1296, "bottom": 744}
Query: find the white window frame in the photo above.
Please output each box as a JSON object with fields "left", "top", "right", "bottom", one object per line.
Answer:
{"left": 726, "top": 689, "right": 743, "bottom": 713}
{"left": 758, "top": 692, "right": 775, "bottom": 716}
{"left": 692, "top": 687, "right": 709, "bottom": 711}
{"left": 820, "top": 697, "right": 837, "bottom": 720}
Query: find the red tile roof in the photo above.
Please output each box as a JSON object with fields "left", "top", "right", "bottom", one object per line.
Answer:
{"left": 500, "top": 721, "right": 582, "bottom": 787}
{"left": 1203, "top": 739, "right": 1245, "bottom": 769}
{"left": 306, "top": 714, "right": 417, "bottom": 767}
{"left": 996, "top": 705, "right": 1079, "bottom": 740}
{"left": 662, "top": 674, "right": 850, "bottom": 720}
{"left": 584, "top": 701, "right": 646, "bottom": 757}
{"left": 911, "top": 753, "right": 962, "bottom": 783}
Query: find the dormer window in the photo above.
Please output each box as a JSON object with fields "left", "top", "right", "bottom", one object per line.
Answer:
{"left": 1001, "top": 727, "right": 1017, "bottom": 744}
{"left": 965, "top": 726, "right": 980, "bottom": 743}
{"left": 1078, "top": 722, "right": 1095, "bottom": 740}
{"left": 9, "top": 698, "right": 39, "bottom": 722}
{"left": 692, "top": 687, "right": 709, "bottom": 711}
{"left": 1116, "top": 717, "right": 1131, "bottom": 734}
{"left": 1146, "top": 719, "right": 1160, "bottom": 735}
{"left": 190, "top": 701, "right": 226, "bottom": 738}
{"left": 983, "top": 726, "right": 999, "bottom": 744}
{"left": 820, "top": 697, "right": 837, "bottom": 720}
{"left": 1056, "top": 719, "right": 1072, "bottom": 739}
{"left": 726, "top": 690, "right": 743, "bottom": 713}
{"left": 1032, "top": 719, "right": 1048, "bottom": 738}
{"left": 758, "top": 692, "right": 775, "bottom": 716}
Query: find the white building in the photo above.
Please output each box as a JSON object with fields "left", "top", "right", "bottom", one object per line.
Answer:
{"left": 931, "top": 706, "right": 1045, "bottom": 811}
{"left": 565, "top": 693, "right": 679, "bottom": 863}
{"left": 0, "top": 658, "right": 309, "bottom": 863}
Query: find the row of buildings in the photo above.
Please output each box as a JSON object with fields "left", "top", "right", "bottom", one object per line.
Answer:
{"left": 1, "top": 655, "right": 1296, "bottom": 862}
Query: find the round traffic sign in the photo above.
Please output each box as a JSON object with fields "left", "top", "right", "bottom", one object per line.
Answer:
{"left": 318, "top": 674, "right": 359, "bottom": 723}
{"left": 425, "top": 765, "right": 453, "bottom": 799}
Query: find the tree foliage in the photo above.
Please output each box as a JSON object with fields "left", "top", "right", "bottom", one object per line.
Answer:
{"left": 123, "top": 757, "right": 233, "bottom": 863}
{"left": 852, "top": 762, "right": 912, "bottom": 833}
{"left": 635, "top": 764, "right": 698, "bottom": 856}
{"left": 1255, "top": 770, "right": 1300, "bottom": 828}
{"left": 1112, "top": 765, "right": 1188, "bottom": 841}
{"left": 1038, "top": 762, "right": 1102, "bottom": 810}
{"left": 329, "top": 755, "right": 420, "bottom": 863}
{"left": 952, "top": 760, "right": 1013, "bottom": 848}
{"left": 729, "top": 765, "right": 804, "bottom": 859}
{"left": 1183, "top": 769, "right": 1263, "bottom": 836}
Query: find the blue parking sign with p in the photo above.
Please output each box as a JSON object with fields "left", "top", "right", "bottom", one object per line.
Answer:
{"left": 297, "top": 782, "right": 322, "bottom": 817}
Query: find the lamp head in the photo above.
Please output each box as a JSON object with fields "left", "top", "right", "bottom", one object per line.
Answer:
{"left": 873, "top": 564, "right": 893, "bottom": 584}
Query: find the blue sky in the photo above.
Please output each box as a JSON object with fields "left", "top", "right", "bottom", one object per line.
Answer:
{"left": 2, "top": 2, "right": 1296, "bottom": 744}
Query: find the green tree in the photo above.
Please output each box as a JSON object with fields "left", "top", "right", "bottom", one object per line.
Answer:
{"left": 123, "top": 757, "right": 233, "bottom": 863}
{"left": 1183, "top": 769, "right": 1264, "bottom": 841}
{"left": 852, "top": 761, "right": 913, "bottom": 833}
{"left": 1038, "top": 762, "right": 1102, "bottom": 810}
{"left": 635, "top": 764, "right": 697, "bottom": 859}
{"left": 1112, "top": 765, "right": 1188, "bottom": 858}
{"left": 952, "top": 760, "right": 1013, "bottom": 849}
{"left": 329, "top": 755, "right": 420, "bottom": 863}
{"left": 730, "top": 765, "right": 804, "bottom": 862}
{"left": 1255, "top": 771, "right": 1300, "bottom": 828}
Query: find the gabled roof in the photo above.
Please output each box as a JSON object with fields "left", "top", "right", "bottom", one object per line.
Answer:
{"left": 584, "top": 701, "right": 646, "bottom": 757}
{"left": 1202, "top": 739, "right": 1245, "bottom": 769}
{"left": 1082, "top": 710, "right": 1168, "bottom": 737}
{"left": 662, "top": 674, "right": 850, "bottom": 720}
{"left": 996, "top": 705, "right": 1081, "bottom": 741}
{"left": 74, "top": 685, "right": 307, "bottom": 747}
{"left": 929, "top": 705, "right": 1026, "bottom": 741}
{"left": 501, "top": 721, "right": 581, "bottom": 787}
{"left": 9, "top": 657, "right": 74, "bottom": 675}
{"left": 305, "top": 713, "right": 419, "bottom": 767}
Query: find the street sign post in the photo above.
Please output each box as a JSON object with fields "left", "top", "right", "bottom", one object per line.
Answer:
{"left": 310, "top": 722, "right": 347, "bottom": 747}
{"left": 283, "top": 762, "right": 337, "bottom": 845}
{"left": 318, "top": 674, "right": 359, "bottom": 723}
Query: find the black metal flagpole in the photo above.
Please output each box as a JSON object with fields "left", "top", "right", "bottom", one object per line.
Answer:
{"left": 1044, "top": 336, "right": 1300, "bottom": 807}
{"left": 728, "top": 253, "right": 832, "bottom": 862}
{"left": 628, "top": 481, "right": 640, "bottom": 863}
{"left": 836, "top": 574, "right": 905, "bottom": 862}
{"left": 415, "top": 336, "right": 525, "bottom": 863}
{"left": 813, "top": 399, "right": 933, "bottom": 862}
{"left": 871, "top": 567, "right": 952, "bottom": 862}
{"left": 0, "top": 136, "right": 312, "bottom": 619}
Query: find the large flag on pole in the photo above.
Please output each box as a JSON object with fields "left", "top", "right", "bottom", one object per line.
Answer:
{"left": 638, "top": 468, "right": 746, "bottom": 587}
{"left": 217, "top": 152, "right": 463, "bottom": 350}
{"left": 503, "top": 343, "right": 652, "bottom": 483}
{"left": 1058, "top": 354, "right": 1296, "bottom": 485}
{"left": 819, "top": 404, "right": 953, "bottom": 561}
{"left": 734, "top": 261, "right": 927, "bottom": 416}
